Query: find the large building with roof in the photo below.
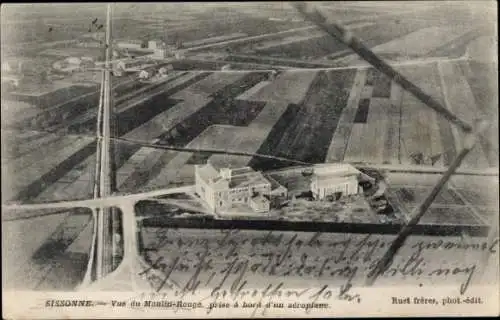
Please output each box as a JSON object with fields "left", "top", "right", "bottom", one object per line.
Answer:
{"left": 310, "top": 163, "right": 362, "bottom": 200}
{"left": 194, "top": 162, "right": 286, "bottom": 214}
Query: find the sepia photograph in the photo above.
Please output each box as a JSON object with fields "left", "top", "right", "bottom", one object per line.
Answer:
{"left": 1, "top": 1, "right": 498, "bottom": 318}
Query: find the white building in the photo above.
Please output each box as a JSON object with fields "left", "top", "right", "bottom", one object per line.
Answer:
{"left": 310, "top": 164, "right": 361, "bottom": 200}
{"left": 195, "top": 163, "right": 286, "bottom": 214}
{"left": 2, "top": 61, "right": 12, "bottom": 73}
{"left": 116, "top": 40, "right": 143, "bottom": 50}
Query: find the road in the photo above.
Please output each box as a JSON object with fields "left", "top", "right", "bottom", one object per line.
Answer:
{"left": 4, "top": 159, "right": 497, "bottom": 213}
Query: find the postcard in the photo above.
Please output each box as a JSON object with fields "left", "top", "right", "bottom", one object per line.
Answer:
{"left": 2, "top": 1, "right": 498, "bottom": 318}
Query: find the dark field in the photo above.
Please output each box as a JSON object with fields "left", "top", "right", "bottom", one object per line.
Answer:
{"left": 372, "top": 74, "right": 391, "bottom": 98}
{"left": 224, "top": 54, "right": 330, "bottom": 68}
{"left": 354, "top": 98, "right": 370, "bottom": 123}
{"left": 254, "top": 34, "right": 350, "bottom": 60}
{"left": 157, "top": 72, "right": 269, "bottom": 147}
{"left": 9, "top": 85, "right": 97, "bottom": 109}
{"left": 251, "top": 69, "right": 356, "bottom": 170}
{"left": 3, "top": 208, "right": 94, "bottom": 291}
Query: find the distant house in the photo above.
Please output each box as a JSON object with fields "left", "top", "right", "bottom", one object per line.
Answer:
{"left": 116, "top": 40, "right": 143, "bottom": 50}
{"left": 310, "top": 164, "right": 361, "bottom": 200}
{"left": 65, "top": 57, "right": 82, "bottom": 65}
{"left": 194, "top": 162, "right": 287, "bottom": 214}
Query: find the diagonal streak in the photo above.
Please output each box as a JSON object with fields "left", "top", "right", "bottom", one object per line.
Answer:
{"left": 290, "top": 2, "right": 493, "bottom": 286}
{"left": 365, "top": 121, "right": 490, "bottom": 285}
{"left": 291, "top": 2, "right": 473, "bottom": 133}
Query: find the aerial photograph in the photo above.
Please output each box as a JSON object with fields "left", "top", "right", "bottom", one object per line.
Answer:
{"left": 1, "top": 2, "right": 498, "bottom": 318}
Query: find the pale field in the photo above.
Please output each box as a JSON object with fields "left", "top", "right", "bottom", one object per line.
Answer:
{"left": 27, "top": 73, "right": 211, "bottom": 202}
{"left": 340, "top": 65, "right": 450, "bottom": 165}
{"left": 208, "top": 70, "right": 319, "bottom": 168}
{"left": 10, "top": 81, "right": 80, "bottom": 98}
{"left": 438, "top": 61, "right": 490, "bottom": 168}
{"left": 326, "top": 68, "right": 367, "bottom": 162}
{"left": 1, "top": 100, "right": 39, "bottom": 124}
{"left": 207, "top": 100, "right": 291, "bottom": 168}
{"left": 145, "top": 125, "right": 243, "bottom": 188}
{"left": 177, "top": 72, "right": 246, "bottom": 98}
{"left": 343, "top": 97, "right": 389, "bottom": 163}
{"left": 382, "top": 82, "right": 404, "bottom": 164}
{"left": 183, "top": 32, "right": 248, "bottom": 47}
{"left": 253, "top": 33, "right": 324, "bottom": 52}
{"left": 34, "top": 74, "right": 211, "bottom": 201}
{"left": 371, "top": 26, "right": 472, "bottom": 57}
{"left": 2, "top": 129, "right": 59, "bottom": 161}
{"left": 395, "top": 63, "right": 447, "bottom": 166}
{"left": 246, "top": 70, "right": 318, "bottom": 104}
{"left": 2, "top": 209, "right": 93, "bottom": 290}
{"left": 235, "top": 81, "right": 271, "bottom": 101}
{"left": 386, "top": 172, "right": 498, "bottom": 227}
{"left": 2, "top": 135, "right": 94, "bottom": 201}
{"left": 467, "top": 36, "right": 498, "bottom": 63}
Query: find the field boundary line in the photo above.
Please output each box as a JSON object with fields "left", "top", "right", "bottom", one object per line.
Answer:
{"left": 437, "top": 61, "right": 463, "bottom": 150}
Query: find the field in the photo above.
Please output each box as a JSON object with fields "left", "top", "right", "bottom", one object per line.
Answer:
{"left": 42, "top": 72, "right": 235, "bottom": 199}
{"left": 182, "top": 32, "right": 248, "bottom": 48}
{"left": 3, "top": 56, "right": 498, "bottom": 204}
{"left": 224, "top": 54, "right": 331, "bottom": 69}
{"left": 370, "top": 26, "right": 472, "bottom": 57}
{"left": 135, "top": 72, "right": 270, "bottom": 189}
{"left": 2, "top": 208, "right": 93, "bottom": 290}
{"left": 251, "top": 69, "right": 356, "bottom": 169}
{"left": 438, "top": 61, "right": 491, "bottom": 168}
{"left": 3, "top": 3, "right": 498, "bottom": 296}
{"left": 40, "top": 47, "right": 104, "bottom": 59}
{"left": 385, "top": 172, "right": 498, "bottom": 226}
{"left": 3, "top": 72, "right": 212, "bottom": 201}
{"left": 397, "top": 64, "right": 447, "bottom": 166}
{"left": 321, "top": 59, "right": 498, "bottom": 167}
{"left": 250, "top": 13, "right": 449, "bottom": 62}
{"left": 458, "top": 60, "right": 498, "bottom": 164}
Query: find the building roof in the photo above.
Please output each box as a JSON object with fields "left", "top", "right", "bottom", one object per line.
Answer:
{"left": 312, "top": 163, "right": 360, "bottom": 178}
{"left": 229, "top": 171, "right": 269, "bottom": 189}
{"left": 196, "top": 163, "right": 220, "bottom": 182}
{"left": 196, "top": 163, "right": 270, "bottom": 189}
{"left": 230, "top": 167, "right": 254, "bottom": 176}
{"left": 250, "top": 194, "right": 269, "bottom": 205}
{"left": 264, "top": 174, "right": 287, "bottom": 191}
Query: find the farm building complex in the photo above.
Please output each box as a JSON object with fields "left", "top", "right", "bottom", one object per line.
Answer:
{"left": 195, "top": 162, "right": 366, "bottom": 213}
{"left": 194, "top": 162, "right": 287, "bottom": 214}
